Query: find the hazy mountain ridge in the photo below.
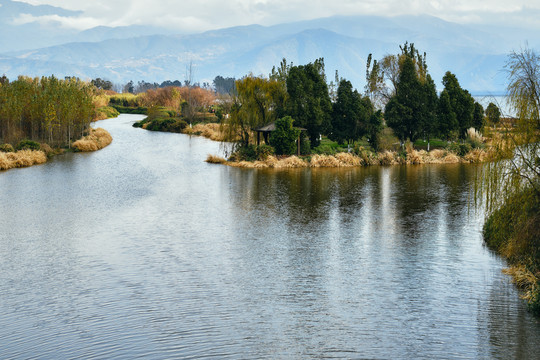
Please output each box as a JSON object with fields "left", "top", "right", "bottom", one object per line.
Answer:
{"left": 0, "top": 1, "right": 537, "bottom": 94}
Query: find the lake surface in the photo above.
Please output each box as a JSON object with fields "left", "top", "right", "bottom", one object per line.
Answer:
{"left": 1, "top": 114, "right": 539, "bottom": 359}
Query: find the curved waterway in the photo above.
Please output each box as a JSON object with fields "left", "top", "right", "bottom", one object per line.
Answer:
{"left": 1, "top": 114, "right": 539, "bottom": 359}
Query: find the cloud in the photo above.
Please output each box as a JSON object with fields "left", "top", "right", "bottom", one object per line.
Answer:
{"left": 13, "top": 0, "right": 540, "bottom": 32}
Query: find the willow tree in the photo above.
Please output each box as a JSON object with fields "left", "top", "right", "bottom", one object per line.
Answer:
{"left": 475, "top": 47, "right": 540, "bottom": 314}
{"left": 223, "top": 75, "right": 286, "bottom": 148}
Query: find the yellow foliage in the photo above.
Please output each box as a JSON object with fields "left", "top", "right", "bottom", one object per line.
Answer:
{"left": 72, "top": 127, "right": 112, "bottom": 152}
{"left": 0, "top": 150, "right": 47, "bottom": 170}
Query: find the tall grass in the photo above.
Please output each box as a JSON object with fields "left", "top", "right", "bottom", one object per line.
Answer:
{"left": 0, "top": 150, "right": 47, "bottom": 170}
{"left": 72, "top": 128, "right": 112, "bottom": 152}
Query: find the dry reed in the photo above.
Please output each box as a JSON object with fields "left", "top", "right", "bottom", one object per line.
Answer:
{"left": 183, "top": 123, "right": 228, "bottom": 141}
{"left": 205, "top": 154, "right": 227, "bottom": 164}
{"left": 72, "top": 128, "right": 113, "bottom": 152}
{"left": 0, "top": 150, "right": 47, "bottom": 170}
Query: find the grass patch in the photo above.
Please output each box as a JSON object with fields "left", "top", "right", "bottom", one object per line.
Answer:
{"left": 0, "top": 149, "right": 47, "bottom": 170}
{"left": 72, "top": 128, "right": 112, "bottom": 152}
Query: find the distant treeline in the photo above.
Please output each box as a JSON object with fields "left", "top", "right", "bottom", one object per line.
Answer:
{"left": 0, "top": 76, "right": 95, "bottom": 147}
{"left": 92, "top": 76, "right": 237, "bottom": 95}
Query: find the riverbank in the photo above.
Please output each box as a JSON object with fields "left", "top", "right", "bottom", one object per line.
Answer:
{"left": 207, "top": 147, "right": 492, "bottom": 168}
{"left": 0, "top": 127, "right": 112, "bottom": 171}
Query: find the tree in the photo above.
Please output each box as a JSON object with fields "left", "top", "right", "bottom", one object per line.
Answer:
{"left": 270, "top": 116, "right": 300, "bottom": 155}
{"left": 286, "top": 59, "right": 332, "bottom": 147}
{"left": 437, "top": 90, "right": 458, "bottom": 140}
{"left": 91, "top": 78, "right": 113, "bottom": 91}
{"left": 223, "top": 75, "right": 285, "bottom": 148}
{"left": 441, "top": 72, "right": 475, "bottom": 138}
{"left": 485, "top": 102, "right": 501, "bottom": 125}
{"left": 420, "top": 74, "right": 439, "bottom": 150}
{"left": 475, "top": 47, "right": 540, "bottom": 315}
{"left": 384, "top": 56, "right": 424, "bottom": 144}
{"left": 472, "top": 102, "right": 485, "bottom": 131}
{"left": 330, "top": 79, "right": 361, "bottom": 145}
{"left": 213, "top": 76, "right": 236, "bottom": 95}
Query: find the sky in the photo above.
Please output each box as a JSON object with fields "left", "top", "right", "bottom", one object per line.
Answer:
{"left": 11, "top": 0, "right": 540, "bottom": 32}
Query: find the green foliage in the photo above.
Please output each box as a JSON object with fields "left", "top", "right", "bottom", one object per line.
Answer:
{"left": 437, "top": 90, "right": 459, "bottom": 140}
{"left": 0, "top": 76, "right": 94, "bottom": 147}
{"left": 442, "top": 72, "right": 475, "bottom": 138}
{"left": 229, "top": 144, "right": 258, "bottom": 161}
{"left": 0, "top": 143, "right": 14, "bottom": 152}
{"left": 330, "top": 79, "right": 374, "bottom": 145}
{"left": 96, "top": 106, "right": 120, "bottom": 119}
{"left": 286, "top": 58, "right": 332, "bottom": 147}
{"left": 111, "top": 105, "right": 148, "bottom": 114}
{"left": 446, "top": 142, "right": 471, "bottom": 156}
{"left": 15, "top": 139, "right": 41, "bottom": 151}
{"left": 224, "top": 75, "right": 287, "bottom": 147}
{"left": 300, "top": 137, "right": 311, "bottom": 155}
{"left": 384, "top": 56, "right": 425, "bottom": 143}
{"left": 473, "top": 102, "right": 485, "bottom": 130}
{"left": 270, "top": 116, "right": 301, "bottom": 155}
{"left": 486, "top": 102, "right": 501, "bottom": 125}
{"left": 255, "top": 144, "right": 275, "bottom": 160}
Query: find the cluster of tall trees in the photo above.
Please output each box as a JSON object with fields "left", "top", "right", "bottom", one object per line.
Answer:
{"left": 0, "top": 76, "right": 95, "bottom": 147}
{"left": 225, "top": 58, "right": 380, "bottom": 153}
{"left": 367, "top": 43, "right": 485, "bottom": 148}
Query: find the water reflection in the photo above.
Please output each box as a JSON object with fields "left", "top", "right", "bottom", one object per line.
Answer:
{"left": 1, "top": 115, "right": 539, "bottom": 359}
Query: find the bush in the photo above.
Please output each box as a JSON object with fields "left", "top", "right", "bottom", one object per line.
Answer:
{"left": 229, "top": 144, "right": 257, "bottom": 161}
{"left": 256, "top": 144, "right": 274, "bottom": 160}
{"left": 446, "top": 142, "right": 472, "bottom": 156}
{"left": 0, "top": 143, "right": 14, "bottom": 152}
{"left": 300, "top": 138, "right": 311, "bottom": 155}
{"left": 145, "top": 118, "right": 187, "bottom": 133}
{"left": 312, "top": 144, "right": 336, "bottom": 155}
{"left": 270, "top": 116, "right": 301, "bottom": 155}
{"left": 15, "top": 139, "right": 41, "bottom": 151}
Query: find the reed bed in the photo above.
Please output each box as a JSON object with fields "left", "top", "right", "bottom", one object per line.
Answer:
{"left": 72, "top": 127, "right": 113, "bottom": 152}
{"left": 221, "top": 147, "right": 495, "bottom": 168}
{"left": 205, "top": 154, "right": 227, "bottom": 164}
{"left": 183, "top": 123, "right": 228, "bottom": 141}
{"left": 0, "top": 149, "right": 47, "bottom": 170}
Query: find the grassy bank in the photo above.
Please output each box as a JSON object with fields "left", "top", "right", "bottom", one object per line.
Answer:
{"left": 207, "top": 146, "right": 493, "bottom": 168}
{"left": 72, "top": 128, "right": 113, "bottom": 152}
{"left": 483, "top": 187, "right": 540, "bottom": 315}
{"left": 1, "top": 127, "right": 113, "bottom": 171}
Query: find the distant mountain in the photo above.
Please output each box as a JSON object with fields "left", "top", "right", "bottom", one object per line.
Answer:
{"left": 0, "top": 0, "right": 175, "bottom": 51}
{"left": 1, "top": 11, "right": 537, "bottom": 94}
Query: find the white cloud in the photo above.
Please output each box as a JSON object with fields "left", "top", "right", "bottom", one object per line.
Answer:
{"left": 13, "top": 0, "right": 540, "bottom": 32}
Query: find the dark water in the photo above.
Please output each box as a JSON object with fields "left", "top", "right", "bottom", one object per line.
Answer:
{"left": 1, "top": 114, "right": 539, "bottom": 359}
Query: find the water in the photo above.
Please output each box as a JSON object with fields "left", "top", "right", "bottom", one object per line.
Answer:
{"left": 1, "top": 114, "right": 539, "bottom": 359}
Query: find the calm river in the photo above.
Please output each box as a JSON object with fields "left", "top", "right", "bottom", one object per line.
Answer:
{"left": 1, "top": 114, "right": 539, "bottom": 359}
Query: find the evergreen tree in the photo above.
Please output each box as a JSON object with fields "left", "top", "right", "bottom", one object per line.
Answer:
{"left": 441, "top": 72, "right": 474, "bottom": 138}
{"left": 437, "top": 90, "right": 458, "bottom": 140}
{"left": 330, "top": 79, "right": 360, "bottom": 145}
{"left": 384, "top": 56, "right": 424, "bottom": 143}
{"left": 286, "top": 59, "right": 332, "bottom": 147}
{"left": 473, "top": 102, "right": 485, "bottom": 131}
{"left": 485, "top": 102, "right": 501, "bottom": 125}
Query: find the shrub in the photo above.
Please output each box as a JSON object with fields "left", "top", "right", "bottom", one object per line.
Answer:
{"left": 256, "top": 144, "right": 274, "bottom": 160}
{"left": 300, "top": 138, "right": 311, "bottom": 155}
{"left": 0, "top": 143, "right": 14, "bottom": 152}
{"left": 270, "top": 116, "right": 301, "bottom": 155}
{"left": 229, "top": 144, "right": 258, "bottom": 161}
{"left": 446, "top": 142, "right": 472, "bottom": 156}
{"left": 15, "top": 139, "right": 41, "bottom": 151}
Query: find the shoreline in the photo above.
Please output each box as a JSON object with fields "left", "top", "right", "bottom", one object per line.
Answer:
{"left": 0, "top": 127, "right": 112, "bottom": 172}
{"left": 207, "top": 148, "right": 490, "bottom": 169}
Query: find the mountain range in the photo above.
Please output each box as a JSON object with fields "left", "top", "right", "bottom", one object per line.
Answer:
{"left": 0, "top": 0, "right": 538, "bottom": 94}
